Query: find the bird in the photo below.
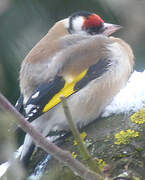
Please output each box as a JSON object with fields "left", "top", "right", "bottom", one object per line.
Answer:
{"left": 15, "top": 11, "right": 134, "bottom": 165}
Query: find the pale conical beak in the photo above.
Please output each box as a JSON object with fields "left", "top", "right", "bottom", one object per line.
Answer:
{"left": 102, "top": 23, "right": 122, "bottom": 36}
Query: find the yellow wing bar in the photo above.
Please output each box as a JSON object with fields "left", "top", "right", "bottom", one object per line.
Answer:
{"left": 43, "top": 69, "right": 88, "bottom": 112}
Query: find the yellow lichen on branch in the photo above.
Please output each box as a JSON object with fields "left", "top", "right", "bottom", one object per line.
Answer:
{"left": 114, "top": 129, "right": 139, "bottom": 145}
{"left": 130, "top": 108, "right": 145, "bottom": 124}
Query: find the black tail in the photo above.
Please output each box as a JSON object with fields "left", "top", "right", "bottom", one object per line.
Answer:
{"left": 21, "top": 143, "right": 35, "bottom": 168}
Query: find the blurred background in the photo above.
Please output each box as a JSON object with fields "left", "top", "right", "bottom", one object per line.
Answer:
{"left": 0, "top": 0, "right": 145, "bottom": 104}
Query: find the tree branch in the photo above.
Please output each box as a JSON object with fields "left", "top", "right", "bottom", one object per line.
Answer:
{"left": 0, "top": 93, "right": 104, "bottom": 180}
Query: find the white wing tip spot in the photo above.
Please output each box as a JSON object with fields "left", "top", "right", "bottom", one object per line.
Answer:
{"left": 32, "top": 92, "right": 40, "bottom": 99}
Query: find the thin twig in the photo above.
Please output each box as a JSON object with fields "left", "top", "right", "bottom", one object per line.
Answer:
{"left": 60, "top": 96, "right": 103, "bottom": 176}
{"left": 0, "top": 93, "right": 103, "bottom": 180}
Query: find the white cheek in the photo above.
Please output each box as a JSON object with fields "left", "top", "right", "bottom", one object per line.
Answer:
{"left": 73, "top": 16, "right": 84, "bottom": 32}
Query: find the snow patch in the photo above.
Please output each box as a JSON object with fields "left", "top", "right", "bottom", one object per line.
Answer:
{"left": 102, "top": 70, "right": 145, "bottom": 117}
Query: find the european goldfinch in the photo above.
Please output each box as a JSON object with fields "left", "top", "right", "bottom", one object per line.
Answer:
{"left": 15, "top": 11, "right": 134, "bottom": 165}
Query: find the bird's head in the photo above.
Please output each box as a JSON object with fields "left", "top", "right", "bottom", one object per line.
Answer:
{"left": 67, "top": 11, "right": 121, "bottom": 36}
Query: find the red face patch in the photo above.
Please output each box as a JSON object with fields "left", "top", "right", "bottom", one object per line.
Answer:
{"left": 83, "top": 14, "right": 104, "bottom": 28}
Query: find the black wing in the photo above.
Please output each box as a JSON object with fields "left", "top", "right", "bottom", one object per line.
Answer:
{"left": 15, "top": 94, "right": 25, "bottom": 115}
{"left": 24, "top": 58, "right": 111, "bottom": 122}
{"left": 24, "top": 76, "right": 65, "bottom": 122}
